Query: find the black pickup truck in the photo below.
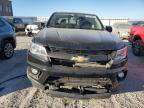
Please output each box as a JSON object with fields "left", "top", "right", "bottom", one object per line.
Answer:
{"left": 27, "top": 12, "right": 128, "bottom": 99}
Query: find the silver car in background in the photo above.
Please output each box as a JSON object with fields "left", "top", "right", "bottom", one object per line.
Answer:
{"left": 112, "top": 22, "right": 132, "bottom": 40}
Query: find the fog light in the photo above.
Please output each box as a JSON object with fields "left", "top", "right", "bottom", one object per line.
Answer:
{"left": 31, "top": 68, "right": 38, "bottom": 75}
{"left": 118, "top": 72, "right": 124, "bottom": 78}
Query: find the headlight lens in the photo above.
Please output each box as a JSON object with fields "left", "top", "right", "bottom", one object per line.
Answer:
{"left": 30, "top": 42, "right": 47, "bottom": 57}
{"left": 115, "top": 46, "right": 128, "bottom": 60}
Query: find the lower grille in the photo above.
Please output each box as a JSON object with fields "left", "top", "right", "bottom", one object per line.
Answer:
{"left": 47, "top": 77, "right": 112, "bottom": 86}
{"left": 51, "top": 58, "right": 75, "bottom": 67}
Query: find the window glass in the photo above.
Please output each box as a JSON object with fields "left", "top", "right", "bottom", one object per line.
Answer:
{"left": 5, "top": 6, "right": 11, "bottom": 13}
{"left": 14, "top": 18, "right": 23, "bottom": 24}
{"left": 0, "top": 18, "right": 5, "bottom": 27}
{"left": 0, "top": 4, "right": 2, "bottom": 11}
{"left": 48, "top": 13, "right": 103, "bottom": 30}
{"left": 8, "top": 6, "right": 11, "bottom": 13}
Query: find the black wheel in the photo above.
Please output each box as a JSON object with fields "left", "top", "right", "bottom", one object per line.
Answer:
{"left": 1, "top": 41, "right": 14, "bottom": 59}
{"left": 132, "top": 40, "right": 143, "bottom": 56}
{"left": 28, "top": 32, "right": 33, "bottom": 37}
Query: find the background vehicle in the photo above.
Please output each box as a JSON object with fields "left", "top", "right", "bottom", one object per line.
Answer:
{"left": 0, "top": 17, "right": 16, "bottom": 59}
{"left": 112, "top": 22, "right": 132, "bottom": 40}
{"left": 25, "top": 21, "right": 45, "bottom": 36}
{"left": 130, "top": 21, "right": 144, "bottom": 26}
{"left": 13, "top": 18, "right": 26, "bottom": 31}
{"left": 5, "top": 17, "right": 26, "bottom": 32}
{"left": 27, "top": 12, "right": 128, "bottom": 98}
{"left": 25, "top": 24, "right": 40, "bottom": 36}
{"left": 129, "top": 22, "right": 144, "bottom": 56}
{"left": 32, "top": 21, "right": 46, "bottom": 29}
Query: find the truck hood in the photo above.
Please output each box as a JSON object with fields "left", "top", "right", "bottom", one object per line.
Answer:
{"left": 34, "top": 28, "right": 125, "bottom": 50}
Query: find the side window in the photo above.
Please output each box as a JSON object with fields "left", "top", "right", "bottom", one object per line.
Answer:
{"left": 0, "top": 19, "right": 5, "bottom": 27}
{"left": 58, "top": 18, "right": 68, "bottom": 24}
{"left": 56, "top": 18, "right": 68, "bottom": 28}
{"left": 69, "top": 17, "right": 76, "bottom": 24}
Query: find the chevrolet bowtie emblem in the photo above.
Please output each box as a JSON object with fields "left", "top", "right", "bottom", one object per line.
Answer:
{"left": 71, "top": 56, "right": 89, "bottom": 63}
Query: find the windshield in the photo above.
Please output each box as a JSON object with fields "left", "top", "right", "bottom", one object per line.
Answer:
{"left": 47, "top": 13, "right": 104, "bottom": 30}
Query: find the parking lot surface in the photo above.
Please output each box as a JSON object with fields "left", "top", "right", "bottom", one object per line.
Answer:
{"left": 0, "top": 36, "right": 144, "bottom": 108}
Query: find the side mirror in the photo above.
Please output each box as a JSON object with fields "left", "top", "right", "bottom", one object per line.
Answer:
{"left": 105, "top": 26, "right": 112, "bottom": 32}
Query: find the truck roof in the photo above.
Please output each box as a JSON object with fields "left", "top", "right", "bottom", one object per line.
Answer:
{"left": 52, "top": 12, "right": 97, "bottom": 16}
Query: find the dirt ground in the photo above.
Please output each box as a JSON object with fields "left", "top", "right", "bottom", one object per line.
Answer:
{"left": 0, "top": 36, "right": 144, "bottom": 108}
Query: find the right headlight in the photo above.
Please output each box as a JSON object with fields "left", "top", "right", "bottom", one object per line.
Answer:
{"left": 29, "top": 42, "right": 47, "bottom": 57}
{"left": 115, "top": 46, "right": 128, "bottom": 60}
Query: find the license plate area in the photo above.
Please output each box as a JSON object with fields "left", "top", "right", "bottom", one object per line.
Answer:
{"left": 73, "top": 62, "right": 106, "bottom": 68}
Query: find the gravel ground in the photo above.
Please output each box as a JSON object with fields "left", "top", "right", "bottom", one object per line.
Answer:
{"left": 0, "top": 36, "right": 144, "bottom": 108}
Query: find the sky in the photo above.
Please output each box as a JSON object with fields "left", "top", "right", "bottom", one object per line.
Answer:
{"left": 12, "top": 0, "right": 144, "bottom": 19}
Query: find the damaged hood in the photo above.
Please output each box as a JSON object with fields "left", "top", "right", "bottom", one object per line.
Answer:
{"left": 34, "top": 28, "right": 125, "bottom": 50}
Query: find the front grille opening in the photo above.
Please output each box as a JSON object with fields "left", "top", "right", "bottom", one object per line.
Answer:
{"left": 49, "top": 47, "right": 114, "bottom": 55}
{"left": 51, "top": 57, "right": 110, "bottom": 68}
{"left": 51, "top": 58, "right": 75, "bottom": 67}
{"left": 55, "top": 87, "right": 108, "bottom": 95}
{"left": 51, "top": 58, "right": 110, "bottom": 67}
{"left": 96, "top": 61, "right": 110, "bottom": 65}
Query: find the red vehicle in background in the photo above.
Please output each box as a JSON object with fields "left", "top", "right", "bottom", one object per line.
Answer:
{"left": 129, "top": 21, "right": 144, "bottom": 56}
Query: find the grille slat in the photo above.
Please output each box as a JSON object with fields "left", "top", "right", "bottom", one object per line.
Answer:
{"left": 49, "top": 47, "right": 113, "bottom": 55}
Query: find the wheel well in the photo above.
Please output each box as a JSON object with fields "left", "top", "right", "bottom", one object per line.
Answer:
{"left": 2, "top": 37, "right": 16, "bottom": 48}
{"left": 133, "top": 35, "right": 142, "bottom": 42}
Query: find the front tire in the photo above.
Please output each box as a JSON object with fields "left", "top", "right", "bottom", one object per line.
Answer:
{"left": 132, "top": 40, "right": 143, "bottom": 56}
{"left": 1, "top": 41, "right": 14, "bottom": 59}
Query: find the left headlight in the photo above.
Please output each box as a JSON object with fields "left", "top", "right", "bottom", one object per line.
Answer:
{"left": 115, "top": 46, "right": 128, "bottom": 60}
{"left": 30, "top": 42, "right": 47, "bottom": 57}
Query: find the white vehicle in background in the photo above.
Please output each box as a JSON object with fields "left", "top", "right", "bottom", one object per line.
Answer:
{"left": 112, "top": 22, "right": 132, "bottom": 40}
{"left": 25, "top": 24, "right": 40, "bottom": 36}
{"left": 25, "top": 21, "right": 45, "bottom": 36}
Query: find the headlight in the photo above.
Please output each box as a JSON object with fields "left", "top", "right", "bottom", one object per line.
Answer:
{"left": 115, "top": 46, "right": 127, "bottom": 60}
{"left": 30, "top": 42, "right": 47, "bottom": 57}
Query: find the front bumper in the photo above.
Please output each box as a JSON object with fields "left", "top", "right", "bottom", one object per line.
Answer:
{"left": 27, "top": 51, "right": 127, "bottom": 77}
{"left": 27, "top": 73, "right": 111, "bottom": 99}
{"left": 27, "top": 52, "right": 128, "bottom": 98}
